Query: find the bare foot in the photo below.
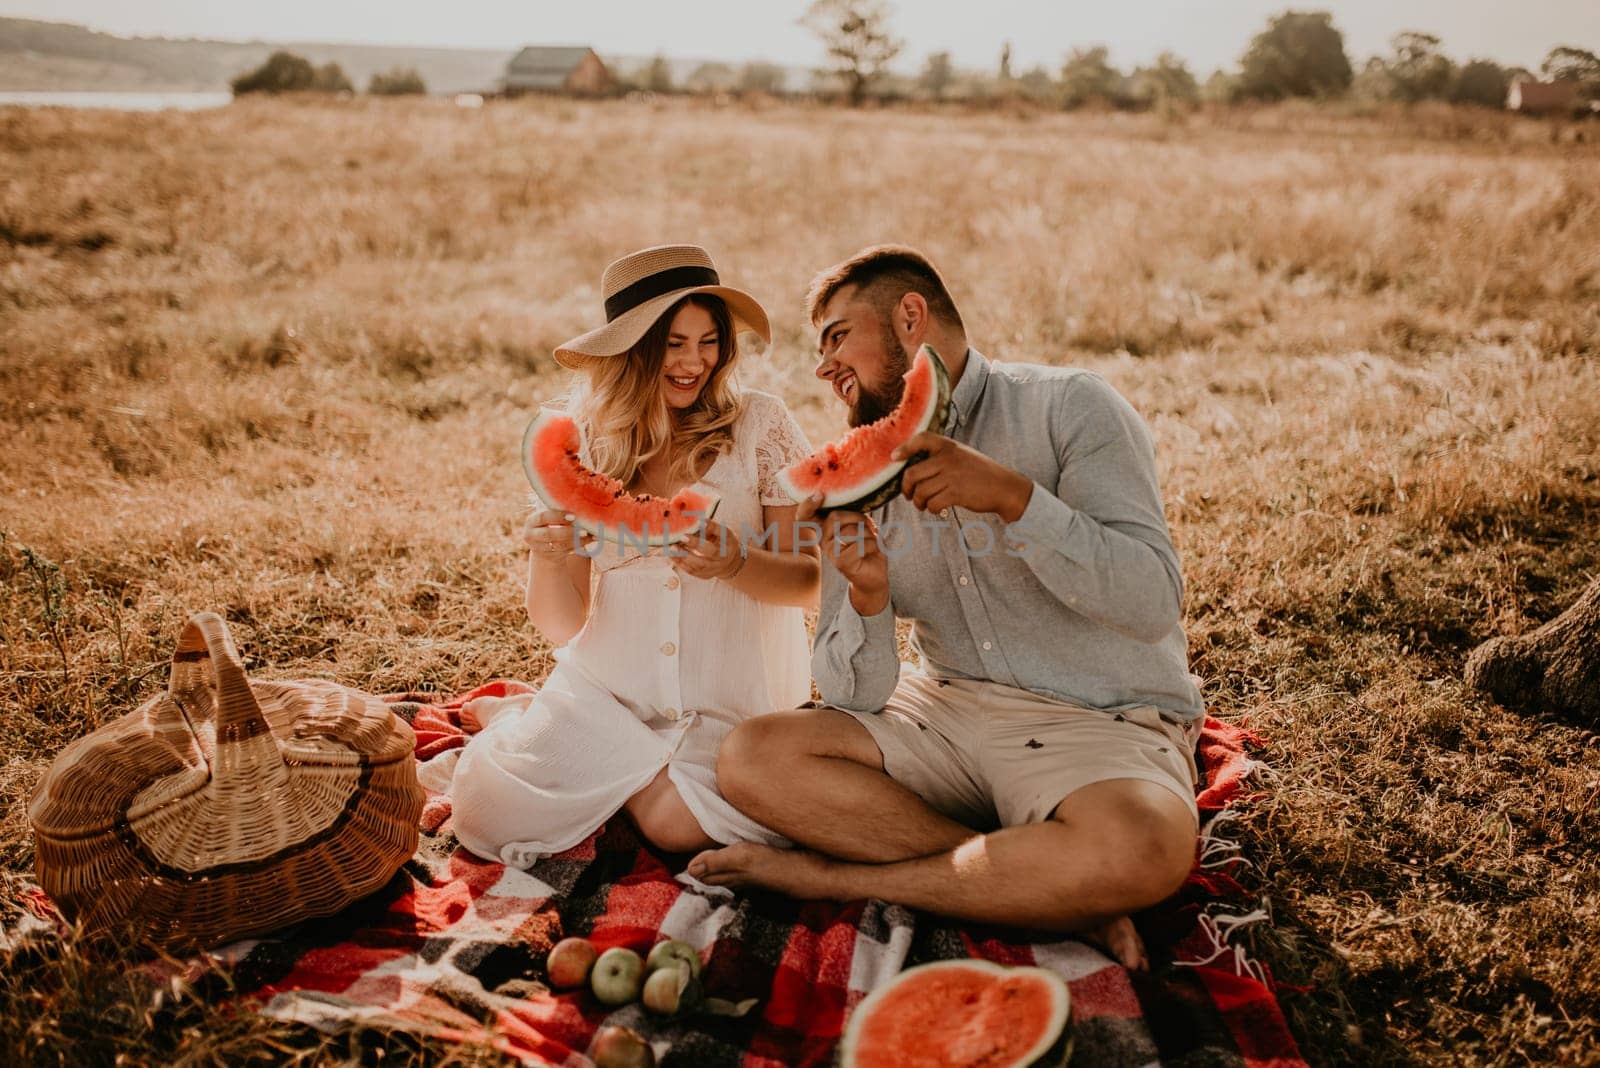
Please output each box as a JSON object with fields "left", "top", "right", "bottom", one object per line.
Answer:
{"left": 1085, "top": 914, "right": 1148, "bottom": 971}
{"left": 687, "top": 843, "right": 843, "bottom": 900}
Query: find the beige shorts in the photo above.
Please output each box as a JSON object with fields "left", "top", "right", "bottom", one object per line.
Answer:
{"left": 840, "top": 673, "right": 1202, "bottom": 831}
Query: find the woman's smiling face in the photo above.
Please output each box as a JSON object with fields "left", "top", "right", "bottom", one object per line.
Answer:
{"left": 661, "top": 301, "right": 721, "bottom": 409}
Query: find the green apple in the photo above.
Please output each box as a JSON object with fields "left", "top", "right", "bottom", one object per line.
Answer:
{"left": 644, "top": 938, "right": 702, "bottom": 980}
{"left": 590, "top": 946, "right": 645, "bottom": 1006}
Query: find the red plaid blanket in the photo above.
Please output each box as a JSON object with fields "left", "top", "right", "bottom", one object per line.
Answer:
{"left": 24, "top": 683, "right": 1305, "bottom": 1066}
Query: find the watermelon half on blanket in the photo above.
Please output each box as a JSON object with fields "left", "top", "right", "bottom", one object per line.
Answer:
{"left": 838, "top": 959, "right": 1073, "bottom": 1068}
{"left": 521, "top": 409, "right": 718, "bottom": 547}
{"left": 777, "top": 343, "right": 952, "bottom": 514}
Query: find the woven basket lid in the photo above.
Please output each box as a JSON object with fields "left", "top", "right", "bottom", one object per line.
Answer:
{"left": 29, "top": 612, "right": 423, "bottom": 947}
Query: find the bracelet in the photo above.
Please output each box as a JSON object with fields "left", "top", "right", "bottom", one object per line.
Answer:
{"left": 725, "top": 551, "right": 749, "bottom": 580}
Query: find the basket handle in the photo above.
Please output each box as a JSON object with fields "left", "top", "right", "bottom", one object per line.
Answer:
{"left": 169, "top": 612, "right": 275, "bottom": 748}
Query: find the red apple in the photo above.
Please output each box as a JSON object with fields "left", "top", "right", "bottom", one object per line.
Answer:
{"left": 545, "top": 936, "right": 598, "bottom": 990}
{"left": 641, "top": 961, "right": 703, "bottom": 1017}
{"left": 590, "top": 1024, "right": 656, "bottom": 1068}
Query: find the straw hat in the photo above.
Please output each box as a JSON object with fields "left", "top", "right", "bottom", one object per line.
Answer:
{"left": 554, "top": 244, "right": 771, "bottom": 369}
{"left": 29, "top": 613, "right": 423, "bottom": 951}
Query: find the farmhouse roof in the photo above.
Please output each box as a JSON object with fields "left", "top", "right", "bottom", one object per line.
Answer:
{"left": 506, "top": 45, "right": 597, "bottom": 88}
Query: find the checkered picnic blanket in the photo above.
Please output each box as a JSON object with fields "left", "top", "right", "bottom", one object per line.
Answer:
{"left": 14, "top": 683, "right": 1305, "bottom": 1067}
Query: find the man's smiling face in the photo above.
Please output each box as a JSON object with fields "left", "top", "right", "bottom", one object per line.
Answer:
{"left": 812, "top": 285, "right": 911, "bottom": 427}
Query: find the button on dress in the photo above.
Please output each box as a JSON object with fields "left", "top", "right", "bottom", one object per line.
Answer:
{"left": 448, "top": 391, "right": 813, "bottom": 868}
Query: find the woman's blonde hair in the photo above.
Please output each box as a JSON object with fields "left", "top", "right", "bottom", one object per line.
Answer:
{"left": 571, "top": 294, "right": 741, "bottom": 489}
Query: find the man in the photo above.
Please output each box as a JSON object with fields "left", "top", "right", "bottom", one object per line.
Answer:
{"left": 688, "top": 246, "right": 1203, "bottom": 969}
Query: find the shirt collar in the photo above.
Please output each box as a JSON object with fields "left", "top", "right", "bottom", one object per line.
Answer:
{"left": 944, "top": 347, "right": 989, "bottom": 432}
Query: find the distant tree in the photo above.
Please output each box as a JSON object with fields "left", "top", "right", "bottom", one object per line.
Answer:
{"left": 1350, "top": 55, "right": 1397, "bottom": 101}
{"left": 1059, "top": 45, "right": 1125, "bottom": 109}
{"left": 644, "top": 53, "right": 675, "bottom": 93}
{"left": 921, "top": 51, "right": 954, "bottom": 100}
{"left": 1450, "top": 59, "right": 1509, "bottom": 108}
{"left": 368, "top": 66, "right": 427, "bottom": 96}
{"left": 1016, "top": 65, "right": 1056, "bottom": 101}
{"left": 1201, "top": 69, "right": 1239, "bottom": 104}
{"left": 1542, "top": 46, "right": 1600, "bottom": 98}
{"left": 1129, "top": 51, "right": 1198, "bottom": 108}
{"left": 686, "top": 61, "right": 737, "bottom": 94}
{"left": 999, "top": 41, "right": 1014, "bottom": 82}
{"left": 310, "top": 62, "right": 353, "bottom": 94}
{"left": 1236, "top": 11, "right": 1353, "bottom": 100}
{"left": 231, "top": 50, "right": 316, "bottom": 95}
{"left": 801, "top": 0, "right": 904, "bottom": 106}
{"left": 737, "top": 61, "right": 785, "bottom": 95}
{"left": 1386, "top": 31, "right": 1454, "bottom": 101}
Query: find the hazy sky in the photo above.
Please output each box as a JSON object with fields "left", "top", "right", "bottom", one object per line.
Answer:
{"left": 4, "top": 1, "right": 1594, "bottom": 74}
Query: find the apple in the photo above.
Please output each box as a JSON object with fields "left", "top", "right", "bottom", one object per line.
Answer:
{"left": 545, "top": 936, "right": 598, "bottom": 990}
{"left": 590, "top": 946, "right": 645, "bottom": 1005}
{"left": 590, "top": 1024, "right": 656, "bottom": 1068}
{"left": 644, "top": 938, "right": 702, "bottom": 981}
{"left": 641, "top": 961, "right": 703, "bottom": 1017}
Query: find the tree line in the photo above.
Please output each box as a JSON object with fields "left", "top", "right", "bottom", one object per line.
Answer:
{"left": 791, "top": 2, "right": 1599, "bottom": 111}
{"left": 231, "top": 52, "right": 427, "bottom": 96}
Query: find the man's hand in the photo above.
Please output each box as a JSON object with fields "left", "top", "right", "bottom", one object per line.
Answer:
{"left": 893, "top": 432, "right": 1034, "bottom": 522}
{"left": 797, "top": 494, "right": 890, "bottom": 616}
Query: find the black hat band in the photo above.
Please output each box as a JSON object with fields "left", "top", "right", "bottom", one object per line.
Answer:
{"left": 604, "top": 265, "right": 720, "bottom": 322}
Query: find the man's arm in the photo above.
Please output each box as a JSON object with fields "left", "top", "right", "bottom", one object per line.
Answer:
{"left": 811, "top": 561, "right": 901, "bottom": 711}
{"left": 1002, "top": 373, "right": 1183, "bottom": 642}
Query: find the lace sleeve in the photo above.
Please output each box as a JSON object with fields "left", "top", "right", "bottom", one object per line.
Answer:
{"left": 752, "top": 393, "right": 815, "bottom": 506}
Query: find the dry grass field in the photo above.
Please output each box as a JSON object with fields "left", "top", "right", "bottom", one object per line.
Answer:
{"left": 2, "top": 95, "right": 1598, "bottom": 1065}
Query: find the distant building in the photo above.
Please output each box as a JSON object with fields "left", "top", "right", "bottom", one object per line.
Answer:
{"left": 1507, "top": 78, "right": 1578, "bottom": 114}
{"left": 502, "top": 46, "right": 614, "bottom": 96}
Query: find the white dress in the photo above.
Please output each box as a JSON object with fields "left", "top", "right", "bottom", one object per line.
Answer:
{"left": 447, "top": 390, "right": 814, "bottom": 868}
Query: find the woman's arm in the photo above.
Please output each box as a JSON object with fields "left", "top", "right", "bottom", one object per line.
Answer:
{"left": 522, "top": 511, "right": 593, "bottom": 645}
{"left": 674, "top": 504, "right": 820, "bottom": 609}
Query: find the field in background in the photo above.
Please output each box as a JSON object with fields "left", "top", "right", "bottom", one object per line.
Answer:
{"left": 2, "top": 96, "right": 1597, "bottom": 1065}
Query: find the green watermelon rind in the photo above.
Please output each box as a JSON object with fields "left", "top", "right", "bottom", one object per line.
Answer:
{"left": 777, "top": 344, "right": 953, "bottom": 516}
{"left": 521, "top": 408, "right": 719, "bottom": 549}
{"left": 837, "top": 959, "right": 1074, "bottom": 1068}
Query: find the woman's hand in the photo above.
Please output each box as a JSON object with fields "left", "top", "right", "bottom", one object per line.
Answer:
{"left": 523, "top": 509, "right": 593, "bottom": 565}
{"left": 671, "top": 519, "right": 747, "bottom": 581}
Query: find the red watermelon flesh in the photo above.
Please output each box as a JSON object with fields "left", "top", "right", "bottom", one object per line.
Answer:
{"left": 521, "top": 409, "right": 717, "bottom": 547}
{"left": 777, "top": 344, "right": 952, "bottom": 513}
{"left": 838, "top": 960, "right": 1073, "bottom": 1068}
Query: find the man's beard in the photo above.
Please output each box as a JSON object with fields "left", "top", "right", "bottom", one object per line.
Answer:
{"left": 846, "top": 331, "right": 910, "bottom": 428}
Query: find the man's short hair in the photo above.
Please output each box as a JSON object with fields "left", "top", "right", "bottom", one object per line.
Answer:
{"left": 805, "top": 245, "right": 964, "bottom": 332}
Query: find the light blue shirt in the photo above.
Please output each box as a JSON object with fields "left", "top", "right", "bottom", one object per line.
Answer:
{"left": 812, "top": 350, "right": 1204, "bottom": 724}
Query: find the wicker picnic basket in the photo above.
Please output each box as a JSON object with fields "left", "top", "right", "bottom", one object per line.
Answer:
{"left": 28, "top": 611, "right": 424, "bottom": 951}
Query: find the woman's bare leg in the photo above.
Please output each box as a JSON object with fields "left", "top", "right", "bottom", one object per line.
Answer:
{"left": 624, "top": 767, "right": 717, "bottom": 854}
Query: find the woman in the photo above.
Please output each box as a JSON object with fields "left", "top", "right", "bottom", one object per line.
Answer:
{"left": 448, "top": 245, "right": 818, "bottom": 868}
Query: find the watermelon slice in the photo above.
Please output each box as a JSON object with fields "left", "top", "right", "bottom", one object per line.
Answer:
{"left": 521, "top": 409, "right": 717, "bottom": 548}
{"left": 838, "top": 959, "right": 1073, "bottom": 1068}
{"left": 777, "top": 344, "right": 952, "bottom": 514}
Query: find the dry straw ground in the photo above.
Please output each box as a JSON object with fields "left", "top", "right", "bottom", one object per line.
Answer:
{"left": 2, "top": 95, "right": 1597, "bottom": 1066}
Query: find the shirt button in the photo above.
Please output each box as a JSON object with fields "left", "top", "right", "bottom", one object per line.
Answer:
{"left": 982, "top": 641, "right": 993, "bottom": 651}
{"left": 959, "top": 575, "right": 970, "bottom": 586}
{"left": 663, "top": 707, "right": 679, "bottom": 720}
{"left": 940, "top": 508, "right": 951, "bottom": 520}
{"left": 665, "top": 575, "right": 680, "bottom": 590}
{"left": 661, "top": 641, "right": 676, "bottom": 656}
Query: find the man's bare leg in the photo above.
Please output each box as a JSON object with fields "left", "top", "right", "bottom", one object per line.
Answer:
{"left": 691, "top": 777, "right": 1195, "bottom": 969}
{"left": 715, "top": 708, "right": 976, "bottom": 863}
{"left": 710, "top": 710, "right": 1170, "bottom": 968}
